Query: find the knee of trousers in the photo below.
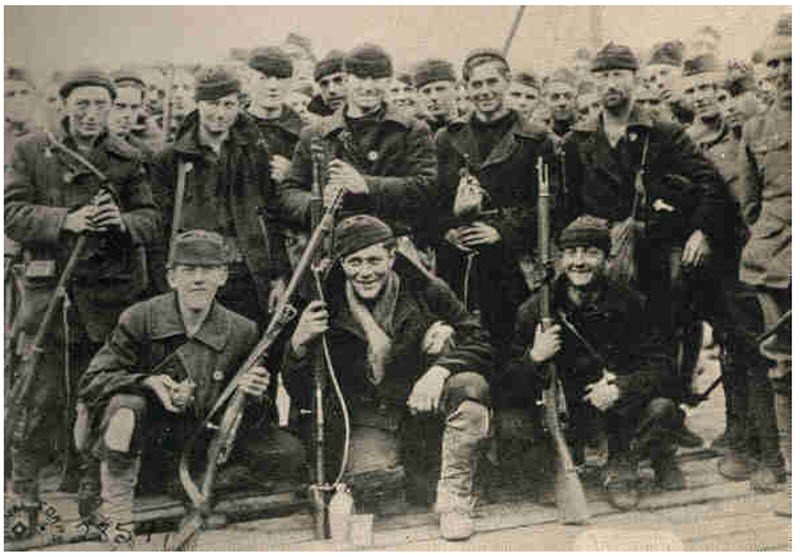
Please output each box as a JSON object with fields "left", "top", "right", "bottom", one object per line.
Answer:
{"left": 644, "top": 397, "right": 682, "bottom": 429}
{"left": 99, "top": 394, "right": 148, "bottom": 456}
{"left": 441, "top": 371, "right": 491, "bottom": 416}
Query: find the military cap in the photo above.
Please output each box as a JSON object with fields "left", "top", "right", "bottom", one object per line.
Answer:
{"left": 5, "top": 65, "right": 34, "bottom": 87}
{"left": 462, "top": 48, "right": 510, "bottom": 81}
{"left": 648, "top": 40, "right": 684, "bottom": 67}
{"left": 333, "top": 215, "right": 394, "bottom": 261}
{"left": 314, "top": 49, "right": 346, "bottom": 82}
{"left": 591, "top": 42, "right": 639, "bottom": 72}
{"left": 559, "top": 215, "right": 611, "bottom": 254}
{"left": 345, "top": 43, "right": 393, "bottom": 79}
{"left": 111, "top": 68, "right": 146, "bottom": 89}
{"left": 194, "top": 65, "right": 241, "bottom": 101}
{"left": 59, "top": 66, "right": 117, "bottom": 100}
{"left": 763, "top": 13, "right": 791, "bottom": 62}
{"left": 511, "top": 70, "right": 539, "bottom": 90}
{"left": 724, "top": 59, "right": 755, "bottom": 95}
{"left": 413, "top": 59, "right": 456, "bottom": 89}
{"left": 169, "top": 229, "right": 227, "bottom": 267}
{"left": 681, "top": 54, "right": 723, "bottom": 90}
{"left": 248, "top": 46, "right": 294, "bottom": 79}
{"left": 547, "top": 67, "right": 578, "bottom": 89}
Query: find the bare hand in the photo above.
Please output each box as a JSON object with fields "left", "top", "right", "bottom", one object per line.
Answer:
{"left": 530, "top": 322, "right": 562, "bottom": 363}
{"left": 290, "top": 300, "right": 329, "bottom": 356}
{"left": 408, "top": 365, "right": 450, "bottom": 414}
{"left": 62, "top": 205, "right": 98, "bottom": 234}
{"left": 328, "top": 159, "right": 368, "bottom": 195}
{"left": 90, "top": 191, "right": 126, "bottom": 233}
{"left": 421, "top": 321, "right": 455, "bottom": 356}
{"left": 445, "top": 227, "right": 472, "bottom": 252}
{"left": 239, "top": 365, "right": 271, "bottom": 398}
{"left": 454, "top": 221, "right": 501, "bottom": 248}
{"left": 270, "top": 155, "right": 291, "bottom": 184}
{"left": 583, "top": 370, "right": 620, "bottom": 411}
{"left": 268, "top": 277, "right": 287, "bottom": 314}
{"left": 681, "top": 229, "right": 710, "bottom": 268}
{"left": 143, "top": 374, "right": 181, "bottom": 413}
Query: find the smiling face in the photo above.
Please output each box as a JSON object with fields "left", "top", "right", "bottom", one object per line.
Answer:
{"left": 64, "top": 85, "right": 112, "bottom": 141}
{"left": 342, "top": 243, "right": 395, "bottom": 301}
{"left": 167, "top": 264, "right": 228, "bottom": 312}
{"left": 466, "top": 61, "right": 509, "bottom": 120}
{"left": 346, "top": 73, "right": 388, "bottom": 115}
{"left": 561, "top": 245, "right": 607, "bottom": 289}
{"left": 387, "top": 78, "right": 417, "bottom": 114}
{"left": 197, "top": 92, "right": 239, "bottom": 135}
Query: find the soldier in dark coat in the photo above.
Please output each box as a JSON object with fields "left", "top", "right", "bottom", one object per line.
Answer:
{"left": 307, "top": 49, "right": 347, "bottom": 118}
{"left": 283, "top": 215, "right": 492, "bottom": 541}
{"left": 150, "top": 66, "right": 289, "bottom": 327}
{"left": 433, "top": 48, "right": 559, "bottom": 371}
{"left": 279, "top": 43, "right": 437, "bottom": 241}
{"left": 108, "top": 69, "right": 165, "bottom": 160}
{"left": 78, "top": 230, "right": 304, "bottom": 548}
{"left": 498, "top": 216, "right": 684, "bottom": 511}
{"left": 414, "top": 59, "right": 459, "bottom": 134}
{"left": 4, "top": 67, "right": 158, "bottom": 524}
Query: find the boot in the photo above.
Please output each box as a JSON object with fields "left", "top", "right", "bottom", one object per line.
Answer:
{"left": 10, "top": 447, "right": 41, "bottom": 540}
{"left": 652, "top": 451, "right": 685, "bottom": 491}
{"left": 604, "top": 453, "right": 640, "bottom": 511}
{"left": 718, "top": 449, "right": 757, "bottom": 481}
{"left": 99, "top": 452, "right": 140, "bottom": 550}
{"left": 773, "top": 390, "right": 791, "bottom": 515}
{"left": 76, "top": 455, "right": 104, "bottom": 540}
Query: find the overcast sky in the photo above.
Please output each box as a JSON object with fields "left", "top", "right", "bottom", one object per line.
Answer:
{"left": 5, "top": 5, "right": 790, "bottom": 83}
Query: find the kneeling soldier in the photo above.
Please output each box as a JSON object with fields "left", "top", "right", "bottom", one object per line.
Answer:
{"left": 77, "top": 230, "right": 305, "bottom": 549}
{"left": 283, "top": 215, "right": 493, "bottom": 541}
{"left": 498, "top": 216, "right": 685, "bottom": 510}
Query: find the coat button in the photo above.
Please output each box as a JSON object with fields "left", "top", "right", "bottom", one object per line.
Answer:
{"left": 212, "top": 370, "right": 224, "bottom": 381}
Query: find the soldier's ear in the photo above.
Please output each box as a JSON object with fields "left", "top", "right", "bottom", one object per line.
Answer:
{"left": 215, "top": 266, "right": 229, "bottom": 288}
{"left": 166, "top": 268, "right": 177, "bottom": 290}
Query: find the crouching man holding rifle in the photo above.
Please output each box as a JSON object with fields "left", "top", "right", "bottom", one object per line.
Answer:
{"left": 499, "top": 215, "right": 686, "bottom": 511}
{"left": 76, "top": 230, "right": 305, "bottom": 549}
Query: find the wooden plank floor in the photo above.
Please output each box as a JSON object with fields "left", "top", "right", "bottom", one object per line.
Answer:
{"left": 6, "top": 357, "right": 793, "bottom": 551}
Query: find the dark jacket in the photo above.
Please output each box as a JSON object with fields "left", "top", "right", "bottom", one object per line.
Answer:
{"left": 150, "top": 110, "right": 289, "bottom": 308}
{"left": 250, "top": 104, "right": 303, "bottom": 159}
{"left": 278, "top": 102, "right": 437, "bottom": 237}
{"left": 498, "top": 274, "right": 677, "bottom": 413}
{"left": 4, "top": 123, "right": 158, "bottom": 341}
{"left": 563, "top": 108, "right": 729, "bottom": 247}
{"left": 79, "top": 292, "right": 262, "bottom": 422}
{"left": 307, "top": 94, "right": 336, "bottom": 118}
{"left": 281, "top": 254, "right": 493, "bottom": 412}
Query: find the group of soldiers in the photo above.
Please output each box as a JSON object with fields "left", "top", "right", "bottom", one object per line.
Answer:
{"left": 4, "top": 12, "right": 791, "bottom": 548}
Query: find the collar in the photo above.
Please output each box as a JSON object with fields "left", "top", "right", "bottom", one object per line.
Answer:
{"left": 449, "top": 109, "right": 549, "bottom": 139}
{"left": 173, "top": 110, "right": 256, "bottom": 156}
{"left": 149, "top": 292, "right": 231, "bottom": 352}
{"left": 314, "top": 102, "right": 413, "bottom": 138}
{"left": 688, "top": 119, "right": 728, "bottom": 148}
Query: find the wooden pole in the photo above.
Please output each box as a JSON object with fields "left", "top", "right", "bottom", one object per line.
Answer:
{"left": 502, "top": 6, "right": 527, "bottom": 57}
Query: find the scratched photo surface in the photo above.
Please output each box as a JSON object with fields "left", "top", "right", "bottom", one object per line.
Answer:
{"left": 4, "top": 4, "right": 792, "bottom": 551}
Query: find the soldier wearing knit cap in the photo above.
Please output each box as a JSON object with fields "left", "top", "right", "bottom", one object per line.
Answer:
{"left": 414, "top": 59, "right": 457, "bottom": 132}
{"left": 505, "top": 70, "right": 540, "bottom": 120}
{"left": 279, "top": 41, "right": 437, "bottom": 244}
{"left": 545, "top": 67, "right": 578, "bottom": 137}
{"left": 502, "top": 214, "right": 683, "bottom": 511}
{"left": 682, "top": 54, "right": 725, "bottom": 144}
{"left": 151, "top": 63, "right": 290, "bottom": 329}
{"left": 247, "top": 46, "right": 303, "bottom": 184}
{"left": 642, "top": 40, "right": 684, "bottom": 102}
{"left": 308, "top": 49, "right": 347, "bottom": 116}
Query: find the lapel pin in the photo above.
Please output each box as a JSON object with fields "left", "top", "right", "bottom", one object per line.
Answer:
{"left": 629, "top": 131, "right": 638, "bottom": 142}
{"left": 367, "top": 150, "right": 379, "bottom": 162}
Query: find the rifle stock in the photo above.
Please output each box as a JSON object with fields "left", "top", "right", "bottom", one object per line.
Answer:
{"left": 536, "top": 156, "right": 589, "bottom": 525}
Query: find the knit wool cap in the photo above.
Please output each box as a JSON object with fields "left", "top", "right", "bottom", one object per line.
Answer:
{"left": 248, "top": 46, "right": 294, "bottom": 79}
{"left": 345, "top": 44, "right": 393, "bottom": 79}
{"left": 648, "top": 40, "right": 684, "bottom": 67}
{"left": 763, "top": 14, "right": 792, "bottom": 62}
{"left": 314, "top": 49, "right": 346, "bottom": 81}
{"left": 111, "top": 68, "right": 146, "bottom": 89}
{"left": 169, "top": 229, "right": 227, "bottom": 267}
{"left": 511, "top": 70, "right": 539, "bottom": 90}
{"left": 413, "top": 59, "right": 456, "bottom": 89}
{"left": 462, "top": 48, "right": 510, "bottom": 81}
{"left": 59, "top": 67, "right": 117, "bottom": 100}
{"left": 194, "top": 65, "right": 241, "bottom": 101}
{"left": 334, "top": 215, "right": 394, "bottom": 260}
{"left": 591, "top": 42, "right": 639, "bottom": 72}
{"left": 559, "top": 215, "right": 611, "bottom": 254}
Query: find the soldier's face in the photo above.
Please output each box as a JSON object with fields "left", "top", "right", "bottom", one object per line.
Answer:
{"left": 505, "top": 82, "right": 539, "bottom": 119}
{"left": 346, "top": 74, "right": 388, "bottom": 114}
{"left": 576, "top": 93, "right": 601, "bottom": 124}
{"left": 767, "top": 54, "right": 791, "bottom": 109}
{"left": 546, "top": 82, "right": 577, "bottom": 121}
{"left": 168, "top": 264, "right": 228, "bottom": 312}
{"left": 318, "top": 72, "right": 347, "bottom": 111}
{"left": 683, "top": 75, "right": 720, "bottom": 120}
{"left": 286, "top": 91, "right": 313, "bottom": 124}
{"left": 170, "top": 70, "right": 195, "bottom": 115}
{"left": 387, "top": 79, "right": 418, "bottom": 114}
{"left": 41, "top": 84, "right": 62, "bottom": 131}
{"left": 467, "top": 63, "right": 509, "bottom": 119}
{"left": 5, "top": 79, "right": 35, "bottom": 124}
{"left": 596, "top": 69, "right": 637, "bottom": 110}
{"left": 641, "top": 64, "right": 678, "bottom": 93}
{"left": 342, "top": 243, "right": 395, "bottom": 301}
{"left": 197, "top": 93, "right": 239, "bottom": 135}
{"left": 561, "top": 245, "right": 606, "bottom": 289}
{"left": 455, "top": 84, "right": 474, "bottom": 118}
{"left": 254, "top": 73, "right": 292, "bottom": 111}
{"left": 418, "top": 79, "right": 456, "bottom": 119}
{"left": 65, "top": 86, "right": 112, "bottom": 141}
{"left": 108, "top": 86, "right": 143, "bottom": 138}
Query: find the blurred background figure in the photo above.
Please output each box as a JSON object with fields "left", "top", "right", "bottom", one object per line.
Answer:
{"left": 286, "top": 84, "right": 317, "bottom": 127}
{"left": 387, "top": 70, "right": 419, "bottom": 118}
{"left": 454, "top": 80, "right": 473, "bottom": 118}
{"left": 642, "top": 40, "right": 684, "bottom": 103}
{"left": 414, "top": 58, "right": 458, "bottom": 133}
{"left": 688, "top": 24, "right": 722, "bottom": 58}
{"left": 544, "top": 67, "right": 578, "bottom": 138}
{"left": 504, "top": 70, "right": 540, "bottom": 120}
{"left": 635, "top": 83, "right": 668, "bottom": 122}
{"left": 576, "top": 89, "right": 601, "bottom": 125}
{"left": 140, "top": 66, "right": 166, "bottom": 118}
{"left": 283, "top": 31, "right": 317, "bottom": 92}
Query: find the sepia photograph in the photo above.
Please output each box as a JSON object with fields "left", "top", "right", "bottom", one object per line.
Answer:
{"left": 3, "top": 4, "right": 792, "bottom": 551}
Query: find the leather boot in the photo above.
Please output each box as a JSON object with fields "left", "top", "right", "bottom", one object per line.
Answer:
{"left": 100, "top": 451, "right": 140, "bottom": 550}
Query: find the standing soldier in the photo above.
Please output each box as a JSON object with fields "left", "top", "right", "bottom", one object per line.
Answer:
{"left": 433, "top": 48, "right": 557, "bottom": 370}
{"left": 504, "top": 70, "right": 540, "bottom": 121}
{"left": 247, "top": 46, "right": 303, "bottom": 186}
{"left": 279, "top": 42, "right": 437, "bottom": 242}
{"left": 151, "top": 65, "right": 288, "bottom": 327}
{"left": 736, "top": 14, "right": 792, "bottom": 515}
{"left": 108, "top": 69, "right": 165, "bottom": 159}
{"left": 544, "top": 67, "right": 578, "bottom": 140}
{"left": 5, "top": 66, "right": 40, "bottom": 167}
{"left": 5, "top": 67, "right": 158, "bottom": 529}
{"left": 307, "top": 49, "right": 347, "bottom": 118}
{"left": 414, "top": 59, "right": 458, "bottom": 134}
{"left": 641, "top": 41, "right": 684, "bottom": 103}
